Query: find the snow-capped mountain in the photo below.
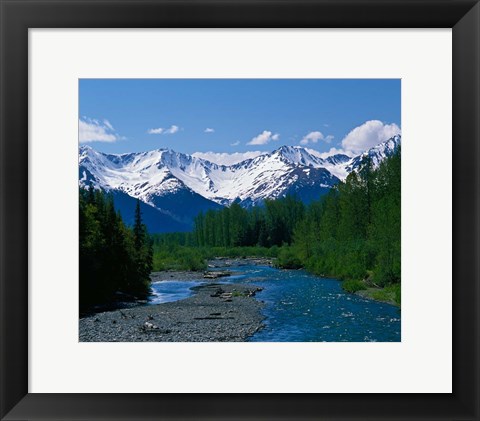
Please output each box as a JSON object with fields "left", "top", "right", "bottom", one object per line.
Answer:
{"left": 79, "top": 134, "right": 401, "bottom": 232}
{"left": 345, "top": 134, "right": 401, "bottom": 174}
{"left": 79, "top": 147, "right": 223, "bottom": 231}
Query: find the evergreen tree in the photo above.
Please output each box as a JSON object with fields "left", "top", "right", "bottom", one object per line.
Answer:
{"left": 79, "top": 191, "right": 153, "bottom": 311}
{"left": 134, "top": 199, "right": 145, "bottom": 251}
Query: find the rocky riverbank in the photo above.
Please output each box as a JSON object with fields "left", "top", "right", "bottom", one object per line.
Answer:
{"left": 208, "top": 256, "right": 274, "bottom": 268}
{"left": 79, "top": 283, "right": 265, "bottom": 342}
{"left": 147, "top": 256, "right": 273, "bottom": 284}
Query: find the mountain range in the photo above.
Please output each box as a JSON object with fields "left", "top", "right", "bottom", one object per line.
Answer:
{"left": 79, "top": 134, "right": 401, "bottom": 232}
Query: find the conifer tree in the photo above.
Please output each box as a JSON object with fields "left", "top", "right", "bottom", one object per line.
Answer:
{"left": 134, "top": 199, "right": 145, "bottom": 251}
{"left": 79, "top": 190, "right": 153, "bottom": 311}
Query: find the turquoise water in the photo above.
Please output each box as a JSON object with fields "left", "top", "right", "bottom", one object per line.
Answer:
{"left": 149, "top": 265, "right": 401, "bottom": 342}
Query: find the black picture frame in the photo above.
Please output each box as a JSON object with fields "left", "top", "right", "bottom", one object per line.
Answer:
{"left": 1, "top": 1, "right": 479, "bottom": 420}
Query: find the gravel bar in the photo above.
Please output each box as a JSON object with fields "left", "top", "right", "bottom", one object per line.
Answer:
{"left": 79, "top": 283, "right": 265, "bottom": 342}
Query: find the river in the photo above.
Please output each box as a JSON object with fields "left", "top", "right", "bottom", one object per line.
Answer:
{"left": 149, "top": 264, "right": 401, "bottom": 342}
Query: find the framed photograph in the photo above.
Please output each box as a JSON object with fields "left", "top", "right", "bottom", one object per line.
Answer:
{"left": 77, "top": 78, "right": 402, "bottom": 344}
{"left": 1, "top": 0, "right": 479, "bottom": 420}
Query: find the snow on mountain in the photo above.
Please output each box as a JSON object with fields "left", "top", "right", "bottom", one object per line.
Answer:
{"left": 345, "top": 134, "right": 401, "bottom": 173}
{"left": 79, "top": 134, "right": 401, "bottom": 231}
{"left": 80, "top": 146, "right": 208, "bottom": 203}
{"left": 191, "top": 151, "right": 265, "bottom": 165}
{"left": 204, "top": 148, "right": 339, "bottom": 205}
{"left": 79, "top": 146, "right": 224, "bottom": 231}
{"left": 79, "top": 144, "right": 337, "bottom": 207}
{"left": 324, "top": 153, "right": 352, "bottom": 166}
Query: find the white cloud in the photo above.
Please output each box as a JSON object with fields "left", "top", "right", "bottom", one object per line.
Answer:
{"left": 230, "top": 141, "right": 240, "bottom": 146}
{"left": 192, "top": 151, "right": 265, "bottom": 165}
{"left": 103, "top": 119, "right": 114, "bottom": 131}
{"left": 306, "top": 147, "right": 354, "bottom": 159}
{"left": 204, "top": 128, "right": 215, "bottom": 133}
{"left": 341, "top": 120, "right": 401, "bottom": 154}
{"left": 79, "top": 117, "right": 121, "bottom": 143}
{"left": 148, "top": 127, "right": 164, "bottom": 134}
{"left": 165, "top": 125, "right": 179, "bottom": 134}
{"left": 325, "top": 135, "right": 335, "bottom": 143}
{"left": 300, "top": 131, "right": 333, "bottom": 145}
{"left": 147, "top": 125, "right": 179, "bottom": 135}
{"left": 247, "top": 130, "right": 280, "bottom": 145}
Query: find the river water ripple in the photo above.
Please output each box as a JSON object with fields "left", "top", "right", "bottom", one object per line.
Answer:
{"left": 150, "top": 264, "right": 401, "bottom": 342}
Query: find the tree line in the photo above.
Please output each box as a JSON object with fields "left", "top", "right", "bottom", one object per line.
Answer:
{"left": 79, "top": 187, "right": 153, "bottom": 309}
{"left": 193, "top": 195, "right": 305, "bottom": 248}
{"left": 292, "top": 150, "right": 400, "bottom": 285}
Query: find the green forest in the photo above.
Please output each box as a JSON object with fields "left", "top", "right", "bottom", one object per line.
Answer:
{"left": 79, "top": 188, "right": 153, "bottom": 310}
{"left": 79, "top": 150, "right": 400, "bottom": 308}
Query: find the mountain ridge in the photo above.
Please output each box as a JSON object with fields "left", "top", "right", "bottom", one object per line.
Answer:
{"left": 79, "top": 134, "right": 401, "bottom": 232}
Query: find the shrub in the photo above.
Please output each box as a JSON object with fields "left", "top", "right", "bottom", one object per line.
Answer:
{"left": 394, "top": 284, "right": 401, "bottom": 305}
{"left": 371, "top": 283, "right": 401, "bottom": 305}
{"left": 276, "top": 247, "right": 303, "bottom": 269}
{"left": 152, "top": 246, "right": 206, "bottom": 271}
{"left": 341, "top": 279, "right": 367, "bottom": 293}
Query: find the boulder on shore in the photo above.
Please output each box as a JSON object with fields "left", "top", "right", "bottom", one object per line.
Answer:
{"left": 203, "top": 271, "right": 231, "bottom": 279}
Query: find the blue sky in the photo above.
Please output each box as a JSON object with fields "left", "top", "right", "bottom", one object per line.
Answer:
{"left": 79, "top": 79, "right": 400, "bottom": 162}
